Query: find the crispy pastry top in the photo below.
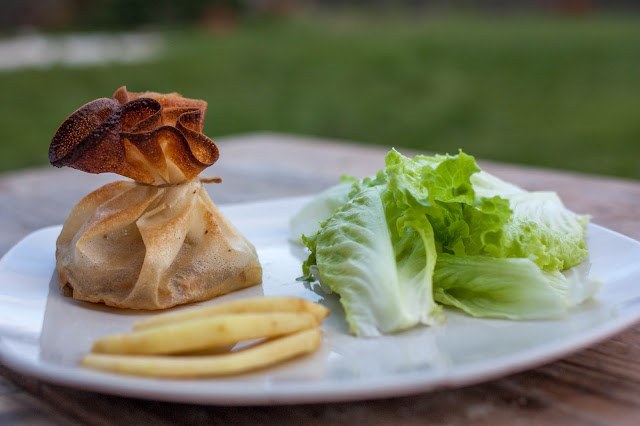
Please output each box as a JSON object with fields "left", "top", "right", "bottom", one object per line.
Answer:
{"left": 49, "top": 86, "right": 219, "bottom": 185}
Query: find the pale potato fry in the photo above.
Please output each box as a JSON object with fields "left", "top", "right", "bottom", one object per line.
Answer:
{"left": 82, "top": 329, "right": 322, "bottom": 377}
{"left": 91, "top": 312, "right": 318, "bottom": 355}
{"left": 133, "top": 296, "right": 329, "bottom": 331}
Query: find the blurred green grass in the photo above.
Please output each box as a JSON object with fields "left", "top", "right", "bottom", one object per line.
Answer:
{"left": 1, "top": 13, "right": 639, "bottom": 178}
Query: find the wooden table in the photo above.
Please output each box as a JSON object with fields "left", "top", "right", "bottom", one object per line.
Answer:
{"left": 1, "top": 133, "right": 640, "bottom": 425}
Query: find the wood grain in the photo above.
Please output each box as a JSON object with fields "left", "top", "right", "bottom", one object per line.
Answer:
{"left": 1, "top": 133, "right": 639, "bottom": 425}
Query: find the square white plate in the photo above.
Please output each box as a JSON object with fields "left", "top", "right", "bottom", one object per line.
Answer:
{"left": 1, "top": 196, "right": 640, "bottom": 405}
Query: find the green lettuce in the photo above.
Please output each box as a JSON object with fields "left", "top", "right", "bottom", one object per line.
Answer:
{"left": 306, "top": 185, "right": 442, "bottom": 336}
{"left": 469, "top": 170, "right": 589, "bottom": 269}
{"left": 293, "top": 149, "right": 595, "bottom": 336}
{"left": 385, "top": 149, "right": 513, "bottom": 257}
{"left": 433, "top": 254, "right": 599, "bottom": 320}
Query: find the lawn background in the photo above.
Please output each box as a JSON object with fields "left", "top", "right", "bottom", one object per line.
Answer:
{"left": 1, "top": 12, "right": 639, "bottom": 179}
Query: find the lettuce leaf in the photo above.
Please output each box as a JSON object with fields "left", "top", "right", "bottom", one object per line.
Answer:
{"left": 307, "top": 185, "right": 442, "bottom": 336}
{"left": 385, "top": 149, "right": 512, "bottom": 257}
{"left": 499, "top": 191, "right": 589, "bottom": 270}
{"left": 469, "top": 171, "right": 589, "bottom": 269}
{"left": 433, "top": 254, "right": 599, "bottom": 319}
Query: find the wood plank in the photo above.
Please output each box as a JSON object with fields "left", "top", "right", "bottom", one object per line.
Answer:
{"left": 0, "top": 373, "right": 79, "bottom": 425}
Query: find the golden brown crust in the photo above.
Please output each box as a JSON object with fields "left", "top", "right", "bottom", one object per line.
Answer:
{"left": 49, "top": 87, "right": 219, "bottom": 185}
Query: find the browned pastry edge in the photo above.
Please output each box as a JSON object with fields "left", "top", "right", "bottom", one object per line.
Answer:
{"left": 49, "top": 87, "right": 219, "bottom": 184}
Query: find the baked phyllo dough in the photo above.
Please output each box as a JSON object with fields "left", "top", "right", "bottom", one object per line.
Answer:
{"left": 49, "top": 87, "right": 262, "bottom": 309}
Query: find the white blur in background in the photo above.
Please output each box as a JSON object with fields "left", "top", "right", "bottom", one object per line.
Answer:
{"left": 0, "top": 31, "right": 163, "bottom": 71}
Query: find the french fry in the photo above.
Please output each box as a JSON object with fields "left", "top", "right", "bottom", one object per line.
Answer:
{"left": 82, "top": 328, "right": 322, "bottom": 378}
{"left": 133, "top": 296, "right": 329, "bottom": 331}
{"left": 91, "top": 312, "right": 318, "bottom": 355}
{"left": 83, "top": 297, "right": 329, "bottom": 378}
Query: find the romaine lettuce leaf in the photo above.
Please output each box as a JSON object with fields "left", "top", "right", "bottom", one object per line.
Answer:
{"left": 499, "top": 191, "right": 589, "bottom": 270}
{"left": 386, "top": 149, "right": 512, "bottom": 257}
{"left": 468, "top": 171, "right": 589, "bottom": 269}
{"left": 306, "top": 185, "right": 442, "bottom": 336}
{"left": 433, "top": 253, "right": 599, "bottom": 319}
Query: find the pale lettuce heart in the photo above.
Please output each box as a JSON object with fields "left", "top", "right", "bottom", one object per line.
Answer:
{"left": 470, "top": 169, "right": 526, "bottom": 199}
{"left": 311, "top": 185, "right": 442, "bottom": 336}
{"left": 469, "top": 170, "right": 589, "bottom": 269}
{"left": 480, "top": 191, "right": 589, "bottom": 270}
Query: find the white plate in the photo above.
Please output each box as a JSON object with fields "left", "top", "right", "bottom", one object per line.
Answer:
{"left": 1, "top": 196, "right": 640, "bottom": 405}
